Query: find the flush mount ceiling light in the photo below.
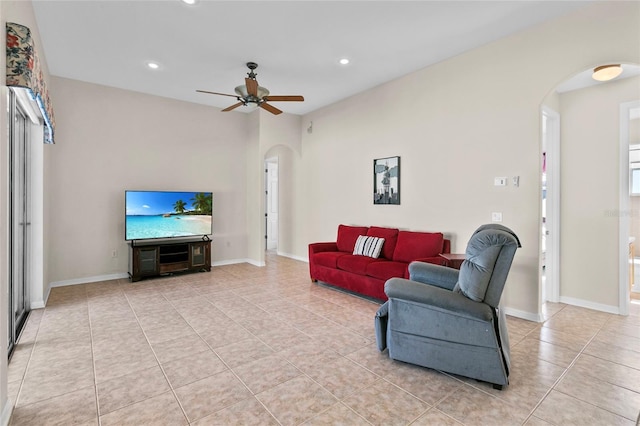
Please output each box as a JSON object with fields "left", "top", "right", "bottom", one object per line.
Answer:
{"left": 146, "top": 62, "right": 160, "bottom": 70}
{"left": 181, "top": 0, "right": 197, "bottom": 5}
{"left": 592, "top": 64, "right": 622, "bottom": 81}
{"left": 339, "top": 58, "right": 350, "bottom": 65}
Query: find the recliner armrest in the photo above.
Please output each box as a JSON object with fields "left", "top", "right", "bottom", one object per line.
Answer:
{"left": 408, "top": 261, "right": 459, "bottom": 291}
{"left": 385, "top": 278, "right": 493, "bottom": 323}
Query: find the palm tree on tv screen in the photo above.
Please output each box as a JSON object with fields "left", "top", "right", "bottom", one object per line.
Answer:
{"left": 173, "top": 199, "right": 186, "bottom": 214}
{"left": 191, "top": 193, "right": 212, "bottom": 215}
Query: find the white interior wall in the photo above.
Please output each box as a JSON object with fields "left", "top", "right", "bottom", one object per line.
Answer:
{"left": 47, "top": 77, "right": 249, "bottom": 284}
{"left": 291, "top": 1, "right": 640, "bottom": 320}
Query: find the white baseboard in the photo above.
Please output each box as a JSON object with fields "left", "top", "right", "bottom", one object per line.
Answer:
{"left": 50, "top": 273, "right": 129, "bottom": 288}
{"left": 1, "top": 398, "right": 13, "bottom": 426}
{"left": 31, "top": 299, "right": 46, "bottom": 309}
{"left": 45, "top": 259, "right": 274, "bottom": 292}
{"left": 503, "top": 306, "right": 543, "bottom": 322}
{"left": 276, "top": 251, "right": 308, "bottom": 263}
{"left": 44, "top": 254, "right": 307, "bottom": 293}
{"left": 559, "top": 295, "right": 620, "bottom": 315}
{"left": 43, "top": 273, "right": 129, "bottom": 305}
{"left": 212, "top": 258, "right": 265, "bottom": 267}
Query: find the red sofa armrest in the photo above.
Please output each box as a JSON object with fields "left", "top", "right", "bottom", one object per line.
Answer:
{"left": 309, "top": 242, "right": 339, "bottom": 255}
{"left": 443, "top": 239, "right": 451, "bottom": 254}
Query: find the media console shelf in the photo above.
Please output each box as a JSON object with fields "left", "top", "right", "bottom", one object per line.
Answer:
{"left": 128, "top": 239, "right": 211, "bottom": 282}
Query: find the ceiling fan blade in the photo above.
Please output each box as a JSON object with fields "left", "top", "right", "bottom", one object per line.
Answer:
{"left": 259, "top": 102, "right": 282, "bottom": 115}
{"left": 196, "top": 89, "right": 238, "bottom": 98}
{"left": 222, "top": 102, "right": 244, "bottom": 112}
{"left": 245, "top": 78, "right": 258, "bottom": 97}
{"left": 264, "top": 95, "right": 304, "bottom": 102}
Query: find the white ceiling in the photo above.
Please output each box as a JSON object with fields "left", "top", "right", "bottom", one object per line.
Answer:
{"left": 32, "top": 0, "right": 594, "bottom": 116}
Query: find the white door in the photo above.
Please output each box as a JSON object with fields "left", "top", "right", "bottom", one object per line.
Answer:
{"left": 266, "top": 160, "right": 279, "bottom": 250}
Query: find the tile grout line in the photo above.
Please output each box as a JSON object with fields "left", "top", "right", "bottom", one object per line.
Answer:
{"left": 120, "top": 281, "right": 192, "bottom": 425}
{"left": 520, "top": 308, "right": 615, "bottom": 425}
{"left": 7, "top": 308, "right": 43, "bottom": 422}
{"left": 84, "top": 284, "right": 103, "bottom": 426}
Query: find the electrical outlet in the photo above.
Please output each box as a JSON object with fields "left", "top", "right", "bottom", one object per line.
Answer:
{"left": 492, "top": 212, "right": 503, "bottom": 222}
{"left": 494, "top": 177, "right": 507, "bottom": 187}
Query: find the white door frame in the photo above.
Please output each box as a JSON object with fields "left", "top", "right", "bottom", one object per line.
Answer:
{"left": 541, "top": 106, "right": 560, "bottom": 305}
{"left": 619, "top": 100, "right": 640, "bottom": 315}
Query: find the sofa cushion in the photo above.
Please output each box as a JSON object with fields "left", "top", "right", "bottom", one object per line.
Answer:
{"left": 366, "top": 261, "right": 408, "bottom": 281}
{"left": 353, "top": 235, "right": 385, "bottom": 258}
{"left": 393, "top": 231, "right": 444, "bottom": 263}
{"left": 367, "top": 227, "right": 399, "bottom": 259}
{"left": 337, "top": 254, "right": 383, "bottom": 275}
{"left": 313, "top": 251, "right": 348, "bottom": 269}
{"left": 336, "top": 225, "right": 369, "bottom": 252}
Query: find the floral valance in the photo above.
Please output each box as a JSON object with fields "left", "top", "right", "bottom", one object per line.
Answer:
{"left": 6, "top": 22, "right": 55, "bottom": 144}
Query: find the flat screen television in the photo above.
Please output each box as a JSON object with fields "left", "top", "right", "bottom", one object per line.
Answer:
{"left": 125, "top": 190, "right": 213, "bottom": 241}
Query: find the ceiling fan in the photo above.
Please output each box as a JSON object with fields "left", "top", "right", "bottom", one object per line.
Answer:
{"left": 196, "top": 62, "right": 304, "bottom": 115}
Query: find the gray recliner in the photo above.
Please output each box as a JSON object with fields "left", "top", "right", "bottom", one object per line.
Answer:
{"left": 375, "top": 224, "right": 521, "bottom": 389}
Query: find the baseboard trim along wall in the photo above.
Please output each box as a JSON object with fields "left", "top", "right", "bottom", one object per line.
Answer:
{"left": 1, "top": 399, "right": 13, "bottom": 426}
{"left": 503, "top": 306, "right": 543, "bottom": 323}
{"left": 559, "top": 296, "right": 620, "bottom": 315}
{"left": 276, "top": 251, "right": 308, "bottom": 263}
{"left": 50, "top": 273, "right": 130, "bottom": 288}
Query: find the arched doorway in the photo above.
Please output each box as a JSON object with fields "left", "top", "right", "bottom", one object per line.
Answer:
{"left": 540, "top": 63, "right": 640, "bottom": 316}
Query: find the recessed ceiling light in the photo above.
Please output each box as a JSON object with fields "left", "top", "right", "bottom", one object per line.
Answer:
{"left": 147, "top": 62, "right": 160, "bottom": 70}
{"left": 339, "top": 58, "right": 350, "bottom": 65}
{"left": 181, "top": 0, "right": 197, "bottom": 5}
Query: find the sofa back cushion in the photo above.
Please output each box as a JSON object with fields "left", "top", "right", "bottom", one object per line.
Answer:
{"left": 366, "top": 227, "right": 399, "bottom": 259}
{"left": 393, "top": 231, "right": 444, "bottom": 263}
{"left": 336, "top": 225, "right": 369, "bottom": 252}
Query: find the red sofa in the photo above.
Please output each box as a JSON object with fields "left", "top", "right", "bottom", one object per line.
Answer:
{"left": 309, "top": 225, "right": 450, "bottom": 300}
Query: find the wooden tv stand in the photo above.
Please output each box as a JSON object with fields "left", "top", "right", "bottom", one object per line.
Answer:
{"left": 128, "top": 238, "right": 211, "bottom": 282}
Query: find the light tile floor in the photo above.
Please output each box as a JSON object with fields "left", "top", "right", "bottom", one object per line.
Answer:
{"left": 7, "top": 254, "right": 640, "bottom": 425}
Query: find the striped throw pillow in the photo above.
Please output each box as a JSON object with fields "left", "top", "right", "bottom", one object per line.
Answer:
{"left": 353, "top": 235, "right": 385, "bottom": 258}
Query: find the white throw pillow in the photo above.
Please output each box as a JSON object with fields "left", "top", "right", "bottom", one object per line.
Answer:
{"left": 353, "top": 235, "right": 385, "bottom": 258}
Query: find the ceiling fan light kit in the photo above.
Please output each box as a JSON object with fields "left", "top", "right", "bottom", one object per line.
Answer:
{"left": 592, "top": 64, "right": 623, "bottom": 82}
{"left": 197, "top": 62, "right": 304, "bottom": 115}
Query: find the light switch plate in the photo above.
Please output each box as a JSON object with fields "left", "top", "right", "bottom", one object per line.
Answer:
{"left": 492, "top": 212, "right": 503, "bottom": 222}
{"left": 494, "top": 177, "right": 507, "bottom": 186}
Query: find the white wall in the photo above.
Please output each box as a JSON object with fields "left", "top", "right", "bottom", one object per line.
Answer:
{"left": 46, "top": 77, "right": 249, "bottom": 284}
{"left": 285, "top": 1, "right": 640, "bottom": 320}
{"left": 560, "top": 76, "right": 640, "bottom": 310}
{"left": 244, "top": 110, "right": 302, "bottom": 265}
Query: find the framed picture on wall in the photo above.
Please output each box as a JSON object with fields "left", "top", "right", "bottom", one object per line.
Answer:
{"left": 373, "top": 156, "right": 400, "bottom": 205}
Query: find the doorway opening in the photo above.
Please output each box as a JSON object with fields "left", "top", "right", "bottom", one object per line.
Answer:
{"left": 622, "top": 101, "right": 640, "bottom": 311}
{"left": 265, "top": 157, "right": 279, "bottom": 253}
{"left": 540, "top": 106, "right": 560, "bottom": 308}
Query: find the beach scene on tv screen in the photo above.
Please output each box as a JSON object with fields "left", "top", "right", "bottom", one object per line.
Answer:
{"left": 126, "top": 191, "right": 212, "bottom": 240}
